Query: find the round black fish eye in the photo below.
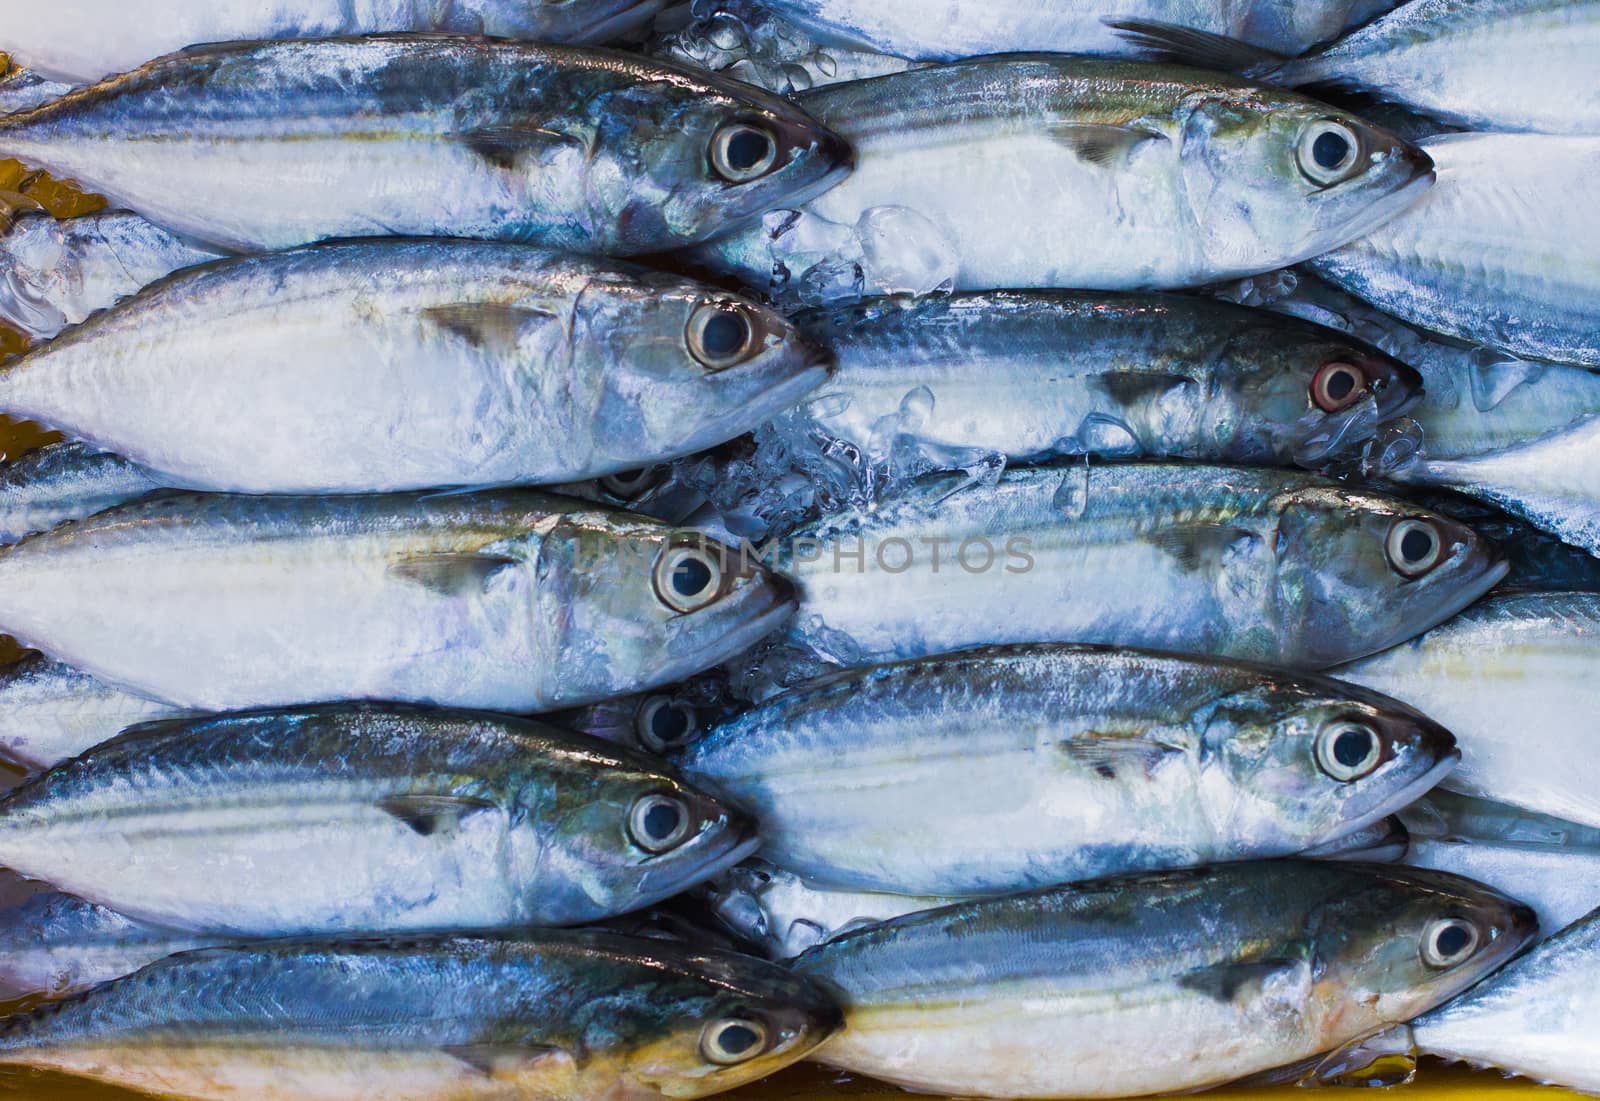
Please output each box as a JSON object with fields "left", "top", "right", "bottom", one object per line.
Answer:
{"left": 711, "top": 122, "right": 779, "bottom": 183}
{"left": 702, "top": 1017, "right": 770, "bottom": 1065}
{"left": 629, "top": 793, "right": 692, "bottom": 853}
{"left": 688, "top": 303, "right": 759, "bottom": 371}
{"left": 1386, "top": 518, "right": 1444, "bottom": 578}
{"left": 1297, "top": 120, "right": 1362, "bottom": 186}
{"left": 1314, "top": 721, "right": 1383, "bottom": 782}
{"left": 600, "top": 467, "right": 664, "bottom": 500}
{"left": 636, "top": 695, "right": 699, "bottom": 753}
{"left": 1422, "top": 917, "right": 1481, "bottom": 968}
{"left": 653, "top": 543, "right": 726, "bottom": 614}
{"left": 1311, "top": 361, "right": 1367, "bottom": 412}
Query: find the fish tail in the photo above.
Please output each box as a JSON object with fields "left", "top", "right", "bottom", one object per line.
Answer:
{"left": 1102, "top": 19, "right": 1293, "bottom": 81}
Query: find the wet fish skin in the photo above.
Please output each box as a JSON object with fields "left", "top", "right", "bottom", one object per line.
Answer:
{"left": 683, "top": 644, "right": 1457, "bottom": 895}
{"left": 0, "top": 489, "right": 794, "bottom": 713}
{"left": 0, "top": 704, "right": 758, "bottom": 935}
{"left": 0, "top": 931, "right": 842, "bottom": 1101}
{"left": 1308, "top": 134, "right": 1600, "bottom": 367}
{"left": 0, "top": 241, "right": 833, "bottom": 494}
{"left": 0, "top": 210, "right": 223, "bottom": 340}
{"left": 779, "top": 464, "right": 1505, "bottom": 671}
{"left": 0, "top": 440, "right": 168, "bottom": 545}
{"left": 791, "top": 860, "right": 1536, "bottom": 1099}
{"left": 795, "top": 291, "right": 1420, "bottom": 467}
{"left": 1334, "top": 592, "right": 1600, "bottom": 828}
{"left": 695, "top": 56, "right": 1432, "bottom": 297}
{"left": 1297, "top": 815, "right": 1409, "bottom": 862}
{"left": 0, "top": 652, "right": 189, "bottom": 772}
{"left": 0, "top": 36, "right": 851, "bottom": 255}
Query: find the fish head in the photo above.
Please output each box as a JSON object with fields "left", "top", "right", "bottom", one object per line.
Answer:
{"left": 587, "top": 69, "right": 851, "bottom": 251}
{"left": 1179, "top": 88, "right": 1434, "bottom": 271}
{"left": 576, "top": 938, "right": 842, "bottom": 1099}
{"left": 1216, "top": 319, "right": 1422, "bottom": 465}
{"left": 577, "top": 279, "right": 834, "bottom": 466}
{"left": 1199, "top": 675, "right": 1456, "bottom": 851}
{"left": 550, "top": 690, "right": 712, "bottom": 755}
{"left": 1307, "top": 864, "right": 1537, "bottom": 1031}
{"left": 1268, "top": 486, "right": 1507, "bottom": 666}
{"left": 536, "top": 515, "right": 796, "bottom": 701}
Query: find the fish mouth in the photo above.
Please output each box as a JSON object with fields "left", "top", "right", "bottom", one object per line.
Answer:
{"left": 1328, "top": 167, "right": 1437, "bottom": 251}
{"left": 1326, "top": 750, "right": 1460, "bottom": 845}
{"left": 635, "top": 813, "right": 762, "bottom": 902}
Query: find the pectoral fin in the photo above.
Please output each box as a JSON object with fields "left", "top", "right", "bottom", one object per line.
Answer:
{"left": 459, "top": 124, "right": 582, "bottom": 170}
{"left": 1145, "top": 524, "right": 1261, "bottom": 573}
{"left": 388, "top": 553, "right": 520, "bottom": 597}
{"left": 1178, "top": 956, "right": 1302, "bottom": 1004}
{"left": 1048, "top": 123, "right": 1168, "bottom": 168}
{"left": 379, "top": 794, "right": 499, "bottom": 837}
{"left": 445, "top": 1043, "right": 570, "bottom": 1078}
{"left": 422, "top": 303, "right": 561, "bottom": 360}
{"left": 1058, "top": 735, "right": 1183, "bottom": 780}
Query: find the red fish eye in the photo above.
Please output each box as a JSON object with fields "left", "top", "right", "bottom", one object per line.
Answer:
{"left": 1312, "top": 361, "right": 1367, "bottom": 413}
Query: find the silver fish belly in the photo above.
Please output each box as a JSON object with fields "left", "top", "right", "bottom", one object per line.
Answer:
{"left": 0, "top": 652, "right": 189, "bottom": 771}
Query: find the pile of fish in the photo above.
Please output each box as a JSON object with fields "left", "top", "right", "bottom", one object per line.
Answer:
{"left": 0, "top": 0, "right": 1595, "bottom": 1099}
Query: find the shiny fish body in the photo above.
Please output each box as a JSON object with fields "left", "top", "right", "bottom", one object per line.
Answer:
{"left": 0, "top": 489, "right": 794, "bottom": 712}
{"left": 1271, "top": 0, "right": 1600, "bottom": 135}
{"left": 0, "top": 932, "right": 842, "bottom": 1101}
{"left": 792, "top": 861, "right": 1536, "bottom": 1099}
{"left": 778, "top": 464, "right": 1505, "bottom": 670}
{"left": 0, "top": 210, "right": 223, "bottom": 341}
{"left": 0, "top": 653, "right": 188, "bottom": 772}
{"left": 697, "top": 57, "right": 1432, "bottom": 297}
{"left": 757, "top": 0, "right": 1391, "bottom": 60}
{"left": 0, "top": 36, "right": 850, "bottom": 254}
{"left": 1308, "top": 134, "right": 1600, "bottom": 367}
{"left": 0, "top": 0, "right": 668, "bottom": 83}
{"left": 0, "top": 440, "right": 167, "bottom": 545}
{"left": 0, "top": 891, "right": 219, "bottom": 1001}
{"left": 1410, "top": 906, "right": 1600, "bottom": 1091}
{"left": 0, "top": 241, "right": 831, "bottom": 494}
{"left": 0, "top": 704, "right": 757, "bottom": 935}
{"left": 682, "top": 645, "right": 1458, "bottom": 895}
{"left": 795, "top": 292, "right": 1420, "bottom": 468}
{"left": 1334, "top": 593, "right": 1600, "bottom": 827}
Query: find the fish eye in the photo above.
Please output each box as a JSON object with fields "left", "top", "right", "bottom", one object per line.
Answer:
{"left": 711, "top": 121, "right": 779, "bottom": 183}
{"left": 1421, "top": 917, "right": 1480, "bottom": 968}
{"left": 688, "top": 303, "right": 760, "bottom": 371}
{"left": 636, "top": 695, "right": 699, "bottom": 753}
{"left": 600, "top": 467, "right": 664, "bottom": 500}
{"left": 1386, "top": 518, "right": 1444, "bottom": 578}
{"left": 1314, "top": 721, "right": 1383, "bottom": 782}
{"left": 1297, "top": 120, "right": 1362, "bottom": 186}
{"left": 653, "top": 542, "right": 726, "bottom": 614}
{"left": 1311, "top": 361, "right": 1367, "bottom": 413}
{"left": 702, "top": 1017, "right": 769, "bottom": 1065}
{"left": 629, "top": 793, "right": 693, "bottom": 853}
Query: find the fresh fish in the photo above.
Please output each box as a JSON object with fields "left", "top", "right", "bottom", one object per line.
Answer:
{"left": 1120, "top": 0, "right": 1600, "bottom": 136}
{"left": 0, "top": 68, "right": 72, "bottom": 116}
{"left": 693, "top": 57, "right": 1433, "bottom": 300}
{"left": 0, "top": 704, "right": 759, "bottom": 935}
{"left": 4, "top": 1, "right": 674, "bottom": 83}
{"left": 0, "top": 440, "right": 167, "bottom": 545}
{"left": 0, "top": 489, "right": 794, "bottom": 712}
{"left": 683, "top": 645, "right": 1457, "bottom": 895}
{"left": 791, "top": 861, "right": 1536, "bottom": 1099}
{"left": 751, "top": 0, "right": 1393, "bottom": 60}
{"left": 1308, "top": 133, "right": 1600, "bottom": 367}
{"left": 0, "top": 931, "right": 842, "bottom": 1101}
{"left": 794, "top": 291, "right": 1421, "bottom": 468}
{"left": 0, "top": 890, "right": 220, "bottom": 1001}
{"left": 549, "top": 672, "right": 740, "bottom": 755}
{"left": 0, "top": 241, "right": 832, "bottom": 493}
{"left": 0, "top": 36, "right": 851, "bottom": 254}
{"left": 1402, "top": 791, "right": 1600, "bottom": 939}
{"left": 775, "top": 464, "right": 1506, "bottom": 672}
{"left": 1298, "top": 815, "right": 1410, "bottom": 862}
{"left": 1335, "top": 593, "right": 1600, "bottom": 827}
{"left": 0, "top": 209, "right": 222, "bottom": 340}
{"left": 0, "top": 652, "right": 188, "bottom": 772}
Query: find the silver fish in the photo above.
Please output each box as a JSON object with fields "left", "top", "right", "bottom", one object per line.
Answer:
{"left": 0, "top": 704, "right": 758, "bottom": 935}
{"left": 0, "top": 931, "right": 842, "bottom": 1101}
{"left": 548, "top": 672, "right": 739, "bottom": 756}
{"left": 1298, "top": 815, "right": 1410, "bottom": 862}
{"left": 0, "top": 241, "right": 832, "bottom": 494}
{"left": 0, "top": 209, "right": 222, "bottom": 340}
{"left": 775, "top": 464, "right": 1505, "bottom": 671}
{"left": 0, "top": 36, "right": 851, "bottom": 254}
{"left": 0, "top": 489, "right": 793, "bottom": 712}
{"left": 793, "top": 291, "right": 1421, "bottom": 468}
{"left": 0, "top": 652, "right": 188, "bottom": 772}
{"left": 0, "top": 440, "right": 167, "bottom": 545}
{"left": 0, "top": 68, "right": 72, "bottom": 117}
{"left": 791, "top": 861, "right": 1536, "bottom": 1099}
{"left": 694, "top": 57, "right": 1433, "bottom": 300}
{"left": 682, "top": 645, "right": 1458, "bottom": 895}
{"left": 1308, "top": 133, "right": 1600, "bottom": 367}
{"left": 1334, "top": 592, "right": 1600, "bottom": 828}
